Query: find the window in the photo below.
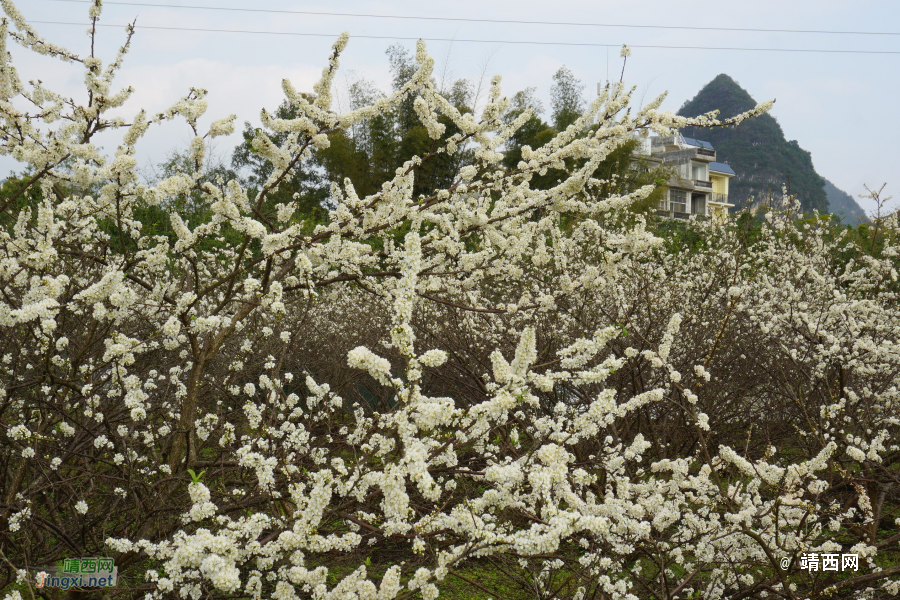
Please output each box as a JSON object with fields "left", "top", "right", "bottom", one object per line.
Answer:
{"left": 691, "top": 193, "right": 707, "bottom": 216}
{"left": 669, "top": 190, "right": 687, "bottom": 213}
{"left": 692, "top": 163, "right": 707, "bottom": 181}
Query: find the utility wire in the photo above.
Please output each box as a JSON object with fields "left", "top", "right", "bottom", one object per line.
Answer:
{"left": 45, "top": 0, "right": 900, "bottom": 37}
{"left": 26, "top": 20, "right": 900, "bottom": 55}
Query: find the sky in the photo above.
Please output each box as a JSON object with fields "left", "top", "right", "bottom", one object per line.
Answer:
{"left": 4, "top": 0, "right": 899, "bottom": 213}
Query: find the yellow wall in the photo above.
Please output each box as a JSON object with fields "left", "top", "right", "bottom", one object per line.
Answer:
{"left": 710, "top": 173, "right": 729, "bottom": 195}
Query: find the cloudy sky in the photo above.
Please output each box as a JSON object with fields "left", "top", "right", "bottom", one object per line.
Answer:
{"left": 5, "top": 0, "right": 899, "bottom": 212}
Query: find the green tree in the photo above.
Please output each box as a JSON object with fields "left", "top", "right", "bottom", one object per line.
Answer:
{"left": 315, "top": 45, "right": 476, "bottom": 201}
{"left": 232, "top": 99, "right": 329, "bottom": 227}
{"left": 0, "top": 172, "right": 44, "bottom": 231}
{"left": 550, "top": 66, "right": 585, "bottom": 131}
{"left": 501, "top": 87, "right": 556, "bottom": 173}
{"left": 502, "top": 73, "right": 667, "bottom": 212}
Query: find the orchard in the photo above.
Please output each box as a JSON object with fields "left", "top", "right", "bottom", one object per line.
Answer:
{"left": 0, "top": 1, "right": 898, "bottom": 599}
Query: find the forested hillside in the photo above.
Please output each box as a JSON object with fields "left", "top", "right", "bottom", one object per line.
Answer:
{"left": 824, "top": 177, "right": 869, "bottom": 225}
{"left": 678, "top": 74, "right": 829, "bottom": 213}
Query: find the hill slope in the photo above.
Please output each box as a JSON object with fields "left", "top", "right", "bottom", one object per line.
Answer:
{"left": 823, "top": 178, "right": 869, "bottom": 226}
{"left": 677, "top": 74, "right": 828, "bottom": 213}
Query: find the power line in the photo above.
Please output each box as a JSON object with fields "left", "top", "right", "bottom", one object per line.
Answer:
{"left": 25, "top": 20, "right": 900, "bottom": 55}
{"left": 45, "top": 0, "right": 900, "bottom": 37}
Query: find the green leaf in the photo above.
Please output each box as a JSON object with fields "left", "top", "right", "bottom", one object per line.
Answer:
{"left": 187, "top": 469, "right": 205, "bottom": 484}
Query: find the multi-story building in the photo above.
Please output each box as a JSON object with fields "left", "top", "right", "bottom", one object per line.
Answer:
{"left": 645, "top": 134, "right": 735, "bottom": 219}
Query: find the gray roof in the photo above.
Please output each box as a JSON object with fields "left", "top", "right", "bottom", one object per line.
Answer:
{"left": 709, "top": 162, "right": 735, "bottom": 176}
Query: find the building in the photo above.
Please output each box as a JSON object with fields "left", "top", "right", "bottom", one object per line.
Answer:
{"left": 646, "top": 134, "right": 735, "bottom": 219}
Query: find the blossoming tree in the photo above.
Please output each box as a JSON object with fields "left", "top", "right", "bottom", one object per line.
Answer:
{"left": 1, "top": 1, "right": 898, "bottom": 599}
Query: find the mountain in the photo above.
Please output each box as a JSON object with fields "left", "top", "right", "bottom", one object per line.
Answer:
{"left": 823, "top": 178, "right": 869, "bottom": 226}
{"left": 677, "top": 74, "right": 829, "bottom": 214}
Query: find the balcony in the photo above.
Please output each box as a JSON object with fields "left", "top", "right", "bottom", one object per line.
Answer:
{"left": 694, "top": 180, "right": 712, "bottom": 189}
{"left": 710, "top": 193, "right": 730, "bottom": 204}
{"left": 651, "top": 134, "right": 681, "bottom": 148}
{"left": 697, "top": 148, "right": 715, "bottom": 157}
